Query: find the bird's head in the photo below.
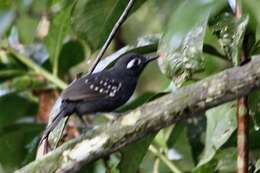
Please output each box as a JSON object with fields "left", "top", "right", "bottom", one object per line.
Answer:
{"left": 112, "top": 53, "right": 158, "bottom": 77}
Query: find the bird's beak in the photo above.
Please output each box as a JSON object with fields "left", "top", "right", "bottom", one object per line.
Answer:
{"left": 146, "top": 55, "right": 159, "bottom": 63}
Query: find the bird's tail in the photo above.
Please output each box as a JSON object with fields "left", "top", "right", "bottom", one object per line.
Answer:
{"left": 39, "top": 110, "right": 67, "bottom": 144}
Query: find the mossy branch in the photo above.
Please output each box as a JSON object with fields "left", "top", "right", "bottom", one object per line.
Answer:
{"left": 16, "top": 57, "right": 260, "bottom": 173}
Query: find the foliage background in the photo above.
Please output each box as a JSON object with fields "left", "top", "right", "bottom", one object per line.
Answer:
{"left": 0, "top": 0, "right": 260, "bottom": 173}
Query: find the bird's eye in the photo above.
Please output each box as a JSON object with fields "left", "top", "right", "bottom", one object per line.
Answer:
{"left": 126, "top": 58, "right": 141, "bottom": 69}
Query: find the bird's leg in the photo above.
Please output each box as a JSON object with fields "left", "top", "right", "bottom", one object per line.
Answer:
{"left": 240, "top": 58, "right": 250, "bottom": 66}
{"left": 76, "top": 115, "right": 94, "bottom": 130}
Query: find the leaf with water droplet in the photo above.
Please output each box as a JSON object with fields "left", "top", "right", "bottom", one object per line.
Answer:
{"left": 196, "top": 101, "right": 237, "bottom": 168}
{"left": 0, "top": 123, "right": 43, "bottom": 172}
{"left": 211, "top": 13, "right": 249, "bottom": 65}
{"left": 118, "top": 133, "right": 156, "bottom": 173}
{"left": 167, "top": 123, "right": 195, "bottom": 171}
{"left": 255, "top": 159, "right": 260, "bottom": 173}
{"left": 215, "top": 147, "right": 237, "bottom": 172}
{"left": 158, "top": 0, "right": 226, "bottom": 86}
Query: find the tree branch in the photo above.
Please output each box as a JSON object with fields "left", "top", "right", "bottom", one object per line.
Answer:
{"left": 16, "top": 57, "right": 260, "bottom": 173}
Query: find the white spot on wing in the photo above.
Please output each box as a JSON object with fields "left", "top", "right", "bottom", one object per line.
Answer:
{"left": 117, "top": 83, "right": 122, "bottom": 90}
{"left": 90, "top": 84, "right": 94, "bottom": 89}
{"left": 109, "top": 92, "right": 115, "bottom": 97}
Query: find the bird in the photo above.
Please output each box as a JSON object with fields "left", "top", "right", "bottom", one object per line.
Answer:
{"left": 40, "top": 52, "right": 158, "bottom": 145}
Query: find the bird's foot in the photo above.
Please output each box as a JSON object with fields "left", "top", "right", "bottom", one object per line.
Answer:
{"left": 76, "top": 115, "right": 94, "bottom": 130}
{"left": 240, "top": 58, "right": 250, "bottom": 66}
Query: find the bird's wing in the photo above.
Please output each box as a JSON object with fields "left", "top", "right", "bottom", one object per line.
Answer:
{"left": 61, "top": 73, "right": 122, "bottom": 101}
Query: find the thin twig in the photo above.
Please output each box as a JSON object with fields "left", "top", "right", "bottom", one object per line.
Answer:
{"left": 149, "top": 145, "right": 183, "bottom": 173}
{"left": 88, "top": 0, "right": 135, "bottom": 74}
{"left": 234, "top": 1, "right": 249, "bottom": 173}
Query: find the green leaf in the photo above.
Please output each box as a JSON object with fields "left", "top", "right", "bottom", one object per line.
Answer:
{"left": 0, "top": 11, "right": 15, "bottom": 38}
{"left": 215, "top": 148, "right": 236, "bottom": 173}
{"left": 0, "top": 123, "right": 43, "bottom": 172}
{"left": 194, "top": 53, "right": 231, "bottom": 80}
{"left": 186, "top": 115, "right": 206, "bottom": 164}
{"left": 51, "top": 0, "right": 71, "bottom": 7}
{"left": 10, "top": 75, "right": 47, "bottom": 91}
{"left": 211, "top": 13, "right": 249, "bottom": 65}
{"left": 203, "top": 26, "right": 224, "bottom": 57}
{"left": 246, "top": 91, "right": 260, "bottom": 150}
{"left": 252, "top": 40, "right": 260, "bottom": 55}
{"left": 167, "top": 123, "right": 194, "bottom": 171}
{"left": 192, "top": 161, "right": 216, "bottom": 173}
{"left": 242, "top": 0, "right": 260, "bottom": 28}
{"left": 16, "top": 14, "right": 38, "bottom": 44}
{"left": 0, "top": 0, "right": 11, "bottom": 10}
{"left": 255, "top": 158, "right": 260, "bottom": 173}
{"left": 77, "top": 162, "right": 95, "bottom": 173}
{"left": 193, "top": 147, "right": 236, "bottom": 173}
{"left": 71, "top": 0, "right": 147, "bottom": 50}
{"left": 158, "top": 0, "right": 222, "bottom": 86}
{"left": 44, "top": 4, "right": 73, "bottom": 76}
{"left": 0, "top": 92, "right": 37, "bottom": 128}
{"left": 196, "top": 101, "right": 237, "bottom": 168}
{"left": 58, "top": 40, "right": 85, "bottom": 77}
{"left": 0, "top": 69, "right": 26, "bottom": 79}
{"left": 11, "top": 75, "right": 36, "bottom": 91}
{"left": 104, "top": 154, "right": 120, "bottom": 173}
{"left": 118, "top": 133, "right": 155, "bottom": 173}
{"left": 248, "top": 91, "right": 260, "bottom": 132}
